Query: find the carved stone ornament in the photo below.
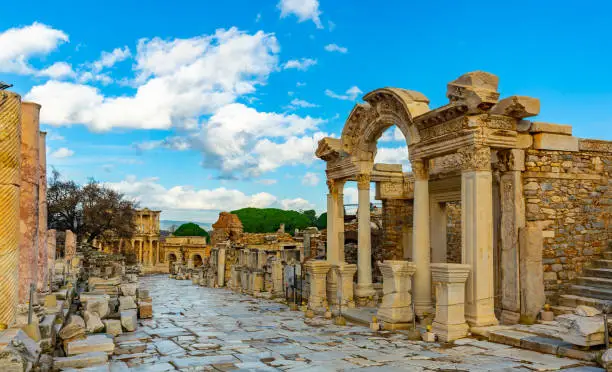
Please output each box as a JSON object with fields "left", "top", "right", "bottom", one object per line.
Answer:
{"left": 326, "top": 179, "right": 337, "bottom": 194}
{"left": 412, "top": 160, "right": 428, "bottom": 180}
{"left": 356, "top": 174, "right": 371, "bottom": 190}
{"left": 457, "top": 146, "right": 491, "bottom": 172}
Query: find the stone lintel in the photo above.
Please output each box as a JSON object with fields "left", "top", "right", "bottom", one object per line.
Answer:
{"left": 430, "top": 263, "right": 471, "bottom": 283}
{"left": 530, "top": 122, "right": 572, "bottom": 135}
{"left": 533, "top": 133, "right": 579, "bottom": 152}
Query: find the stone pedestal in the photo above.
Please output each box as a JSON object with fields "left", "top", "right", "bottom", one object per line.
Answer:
{"left": 252, "top": 271, "right": 264, "bottom": 293}
{"left": 377, "top": 260, "right": 417, "bottom": 330}
{"left": 333, "top": 263, "right": 357, "bottom": 310}
{"left": 304, "top": 260, "right": 331, "bottom": 312}
{"left": 431, "top": 263, "right": 471, "bottom": 342}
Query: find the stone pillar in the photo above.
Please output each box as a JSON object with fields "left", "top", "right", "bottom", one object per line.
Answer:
{"left": 37, "top": 131, "right": 48, "bottom": 291}
{"left": 304, "top": 260, "right": 331, "bottom": 312}
{"left": 498, "top": 149, "right": 526, "bottom": 325}
{"left": 519, "top": 225, "right": 545, "bottom": 323}
{"left": 431, "top": 263, "right": 471, "bottom": 342}
{"left": 335, "top": 181, "right": 345, "bottom": 263}
{"left": 325, "top": 180, "right": 338, "bottom": 263}
{"left": 460, "top": 146, "right": 498, "bottom": 327}
{"left": 217, "top": 247, "right": 226, "bottom": 287}
{"left": 412, "top": 160, "right": 432, "bottom": 317}
{"left": 377, "top": 260, "right": 417, "bottom": 330}
{"left": 65, "top": 230, "right": 76, "bottom": 261}
{"left": 326, "top": 180, "right": 344, "bottom": 307}
{"left": 0, "top": 91, "right": 22, "bottom": 325}
{"left": 271, "top": 259, "right": 284, "bottom": 297}
{"left": 333, "top": 263, "right": 357, "bottom": 310}
{"left": 355, "top": 173, "right": 375, "bottom": 301}
{"left": 19, "top": 102, "right": 40, "bottom": 304}
{"left": 47, "top": 230, "right": 56, "bottom": 288}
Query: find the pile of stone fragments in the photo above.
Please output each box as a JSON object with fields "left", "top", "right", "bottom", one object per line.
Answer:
{"left": 0, "top": 244, "right": 151, "bottom": 371}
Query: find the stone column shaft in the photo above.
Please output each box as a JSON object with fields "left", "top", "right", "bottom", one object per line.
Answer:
{"left": 336, "top": 186, "right": 345, "bottom": 263}
{"left": 0, "top": 91, "right": 22, "bottom": 325}
{"left": 355, "top": 174, "right": 375, "bottom": 299}
{"left": 37, "top": 131, "right": 48, "bottom": 291}
{"left": 217, "top": 248, "right": 226, "bottom": 287}
{"left": 412, "top": 160, "right": 432, "bottom": 317}
{"left": 461, "top": 146, "right": 498, "bottom": 327}
{"left": 19, "top": 102, "right": 40, "bottom": 303}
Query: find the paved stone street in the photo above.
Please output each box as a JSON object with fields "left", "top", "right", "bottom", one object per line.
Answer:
{"left": 109, "top": 275, "right": 604, "bottom": 371}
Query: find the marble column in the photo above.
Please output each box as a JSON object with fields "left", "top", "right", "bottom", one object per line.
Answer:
{"left": 333, "top": 263, "right": 357, "bottom": 310}
{"left": 0, "top": 91, "right": 22, "bottom": 325}
{"left": 326, "top": 179, "right": 344, "bottom": 307}
{"left": 37, "top": 131, "right": 48, "bottom": 291}
{"left": 305, "top": 260, "right": 331, "bottom": 312}
{"left": 47, "top": 230, "right": 56, "bottom": 288}
{"left": 335, "top": 182, "right": 345, "bottom": 263}
{"left": 431, "top": 263, "right": 471, "bottom": 342}
{"left": 377, "top": 260, "right": 417, "bottom": 330}
{"left": 19, "top": 102, "right": 40, "bottom": 304}
{"left": 460, "top": 146, "right": 498, "bottom": 327}
{"left": 411, "top": 160, "right": 432, "bottom": 317}
{"left": 217, "top": 247, "right": 226, "bottom": 287}
{"left": 325, "top": 180, "right": 338, "bottom": 263}
{"left": 355, "top": 174, "right": 375, "bottom": 301}
{"left": 498, "top": 149, "right": 526, "bottom": 325}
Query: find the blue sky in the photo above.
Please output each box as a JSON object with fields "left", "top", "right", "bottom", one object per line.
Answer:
{"left": 2, "top": 0, "right": 611, "bottom": 223}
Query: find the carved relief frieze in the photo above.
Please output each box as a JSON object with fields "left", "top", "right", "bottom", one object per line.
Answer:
{"left": 457, "top": 146, "right": 491, "bottom": 172}
{"left": 419, "top": 116, "right": 466, "bottom": 142}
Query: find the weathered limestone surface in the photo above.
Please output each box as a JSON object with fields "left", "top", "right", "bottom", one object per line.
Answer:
{"left": 305, "top": 260, "right": 330, "bottom": 312}
{"left": 120, "top": 310, "right": 137, "bottom": 332}
{"left": 84, "top": 311, "right": 104, "bottom": 333}
{"left": 0, "top": 91, "right": 21, "bottom": 326}
{"left": 53, "top": 351, "right": 108, "bottom": 369}
{"left": 519, "top": 226, "right": 545, "bottom": 322}
{"left": 47, "top": 229, "right": 56, "bottom": 288}
{"left": 533, "top": 133, "right": 579, "bottom": 152}
{"left": 431, "top": 263, "right": 471, "bottom": 342}
{"left": 37, "top": 131, "right": 48, "bottom": 291}
{"left": 377, "top": 260, "right": 416, "bottom": 329}
{"left": 65, "top": 230, "right": 77, "bottom": 261}
{"left": 103, "top": 319, "right": 122, "bottom": 337}
{"left": 333, "top": 263, "right": 357, "bottom": 310}
{"left": 65, "top": 334, "right": 114, "bottom": 356}
{"left": 59, "top": 315, "right": 86, "bottom": 341}
{"left": 18, "top": 102, "right": 40, "bottom": 304}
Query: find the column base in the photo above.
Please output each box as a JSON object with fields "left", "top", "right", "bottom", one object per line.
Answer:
{"left": 500, "top": 310, "right": 520, "bottom": 325}
{"left": 382, "top": 321, "right": 413, "bottom": 331}
{"left": 432, "top": 321, "right": 469, "bottom": 342}
{"left": 465, "top": 313, "right": 499, "bottom": 328}
{"left": 414, "top": 302, "right": 434, "bottom": 319}
{"left": 355, "top": 283, "right": 376, "bottom": 305}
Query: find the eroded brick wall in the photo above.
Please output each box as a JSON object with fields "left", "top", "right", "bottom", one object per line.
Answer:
{"left": 523, "top": 149, "right": 612, "bottom": 301}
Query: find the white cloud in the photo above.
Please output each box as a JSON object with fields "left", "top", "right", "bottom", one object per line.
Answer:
{"left": 134, "top": 136, "right": 191, "bottom": 151}
{"left": 92, "top": 46, "right": 131, "bottom": 72}
{"left": 255, "top": 179, "right": 277, "bottom": 185}
{"left": 255, "top": 13, "right": 262, "bottom": 22}
{"left": 278, "top": 0, "right": 323, "bottom": 29}
{"left": 0, "top": 22, "right": 69, "bottom": 74}
{"left": 46, "top": 130, "right": 65, "bottom": 141}
{"left": 281, "top": 197, "right": 315, "bottom": 211}
{"left": 325, "top": 86, "right": 362, "bottom": 101}
{"left": 379, "top": 127, "right": 406, "bottom": 142}
{"left": 37, "top": 62, "right": 75, "bottom": 79}
{"left": 288, "top": 98, "right": 318, "bottom": 109}
{"left": 324, "top": 43, "right": 347, "bottom": 53}
{"left": 296, "top": 81, "right": 306, "bottom": 87}
{"left": 107, "top": 176, "right": 278, "bottom": 212}
{"left": 375, "top": 146, "right": 410, "bottom": 169}
{"left": 302, "top": 172, "right": 320, "bottom": 186}
{"left": 282, "top": 58, "right": 317, "bottom": 71}
{"left": 192, "top": 103, "right": 326, "bottom": 177}
{"left": 50, "top": 147, "right": 74, "bottom": 158}
{"left": 25, "top": 28, "right": 280, "bottom": 131}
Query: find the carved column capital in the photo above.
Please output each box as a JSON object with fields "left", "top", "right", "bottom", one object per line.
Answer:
{"left": 356, "top": 174, "right": 371, "bottom": 190}
{"left": 497, "top": 149, "right": 525, "bottom": 172}
{"left": 327, "top": 179, "right": 346, "bottom": 195}
{"left": 412, "top": 159, "right": 429, "bottom": 180}
{"left": 458, "top": 146, "right": 491, "bottom": 172}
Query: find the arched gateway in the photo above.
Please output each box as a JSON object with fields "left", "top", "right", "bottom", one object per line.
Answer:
{"left": 315, "top": 71, "right": 547, "bottom": 334}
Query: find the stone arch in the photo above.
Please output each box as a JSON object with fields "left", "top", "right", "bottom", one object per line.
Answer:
{"left": 191, "top": 253, "right": 204, "bottom": 267}
{"left": 341, "top": 88, "right": 430, "bottom": 164}
{"left": 166, "top": 251, "right": 179, "bottom": 264}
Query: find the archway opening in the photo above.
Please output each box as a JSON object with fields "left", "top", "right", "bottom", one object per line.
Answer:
{"left": 193, "top": 254, "right": 203, "bottom": 268}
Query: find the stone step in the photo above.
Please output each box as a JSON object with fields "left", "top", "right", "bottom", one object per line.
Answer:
{"left": 584, "top": 267, "right": 612, "bottom": 279}
{"left": 569, "top": 284, "right": 612, "bottom": 301}
{"left": 576, "top": 276, "right": 612, "bottom": 288}
{"left": 592, "top": 259, "right": 612, "bottom": 269}
{"left": 550, "top": 305, "right": 575, "bottom": 316}
{"left": 559, "top": 294, "right": 612, "bottom": 310}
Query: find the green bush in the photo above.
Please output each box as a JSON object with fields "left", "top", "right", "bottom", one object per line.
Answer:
{"left": 173, "top": 222, "right": 210, "bottom": 238}
{"left": 315, "top": 212, "right": 327, "bottom": 229}
{"left": 231, "top": 208, "right": 318, "bottom": 235}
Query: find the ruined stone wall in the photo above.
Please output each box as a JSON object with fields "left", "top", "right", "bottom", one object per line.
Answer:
{"left": 381, "top": 199, "right": 413, "bottom": 261}
{"left": 523, "top": 148, "right": 612, "bottom": 301}
{"left": 446, "top": 201, "right": 462, "bottom": 264}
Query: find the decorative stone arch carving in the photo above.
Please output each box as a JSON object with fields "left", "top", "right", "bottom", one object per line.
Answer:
{"left": 166, "top": 250, "right": 180, "bottom": 263}
{"left": 341, "top": 88, "right": 430, "bottom": 163}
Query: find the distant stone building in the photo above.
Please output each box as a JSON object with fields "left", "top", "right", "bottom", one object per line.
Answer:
{"left": 162, "top": 235, "right": 210, "bottom": 269}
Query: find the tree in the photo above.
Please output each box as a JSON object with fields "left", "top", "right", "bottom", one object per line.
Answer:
{"left": 315, "top": 212, "right": 327, "bottom": 229}
{"left": 303, "top": 209, "right": 317, "bottom": 226}
{"left": 231, "top": 208, "right": 315, "bottom": 235}
{"left": 47, "top": 170, "right": 138, "bottom": 243}
{"left": 173, "top": 222, "right": 210, "bottom": 238}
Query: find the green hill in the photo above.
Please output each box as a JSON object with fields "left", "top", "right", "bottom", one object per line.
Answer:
{"left": 173, "top": 222, "right": 210, "bottom": 238}
{"left": 231, "top": 208, "right": 322, "bottom": 235}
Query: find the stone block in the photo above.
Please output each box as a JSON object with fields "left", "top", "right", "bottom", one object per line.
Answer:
{"left": 137, "top": 289, "right": 150, "bottom": 299}
{"left": 65, "top": 334, "right": 114, "bottom": 356}
{"left": 84, "top": 311, "right": 104, "bottom": 333}
{"left": 53, "top": 351, "right": 108, "bottom": 369}
{"left": 118, "top": 296, "right": 137, "bottom": 311}
{"left": 59, "top": 315, "right": 86, "bottom": 340}
{"left": 533, "top": 133, "right": 579, "bottom": 152}
{"left": 120, "top": 283, "right": 138, "bottom": 297}
{"left": 138, "top": 302, "right": 152, "bottom": 319}
{"left": 103, "top": 319, "right": 122, "bottom": 337}
{"left": 530, "top": 122, "right": 572, "bottom": 135}
{"left": 86, "top": 299, "right": 109, "bottom": 319}
{"left": 120, "top": 310, "right": 137, "bottom": 332}
{"left": 490, "top": 96, "right": 540, "bottom": 118}
{"left": 0, "top": 329, "right": 41, "bottom": 371}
